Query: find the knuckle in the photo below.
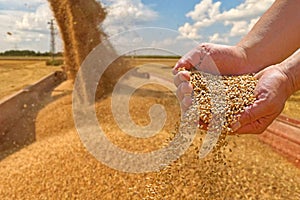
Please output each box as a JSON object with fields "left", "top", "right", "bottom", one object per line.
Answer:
{"left": 174, "top": 73, "right": 183, "bottom": 87}
{"left": 181, "top": 82, "right": 193, "bottom": 94}
{"left": 200, "top": 43, "right": 211, "bottom": 53}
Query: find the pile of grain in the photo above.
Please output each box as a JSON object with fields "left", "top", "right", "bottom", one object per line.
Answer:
{"left": 0, "top": 80, "right": 299, "bottom": 199}
{"left": 190, "top": 71, "right": 257, "bottom": 133}
{"left": 188, "top": 71, "right": 257, "bottom": 157}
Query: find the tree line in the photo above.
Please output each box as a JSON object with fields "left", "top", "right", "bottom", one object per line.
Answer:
{"left": 0, "top": 50, "right": 63, "bottom": 57}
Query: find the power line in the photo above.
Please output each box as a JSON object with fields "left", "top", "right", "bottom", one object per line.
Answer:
{"left": 48, "top": 19, "right": 56, "bottom": 61}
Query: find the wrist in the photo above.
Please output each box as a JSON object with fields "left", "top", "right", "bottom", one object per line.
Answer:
{"left": 280, "top": 51, "right": 300, "bottom": 95}
{"left": 235, "top": 44, "right": 262, "bottom": 73}
{"left": 276, "top": 64, "right": 298, "bottom": 98}
{"left": 227, "top": 45, "right": 257, "bottom": 74}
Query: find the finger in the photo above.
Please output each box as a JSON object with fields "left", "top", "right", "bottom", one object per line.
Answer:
{"left": 180, "top": 100, "right": 190, "bottom": 116}
{"left": 176, "top": 81, "right": 193, "bottom": 101}
{"left": 234, "top": 117, "right": 272, "bottom": 134}
{"left": 180, "top": 81, "right": 193, "bottom": 94}
{"left": 172, "top": 59, "right": 193, "bottom": 75}
{"left": 182, "top": 94, "right": 192, "bottom": 107}
{"left": 176, "top": 87, "right": 183, "bottom": 102}
{"left": 230, "top": 99, "right": 267, "bottom": 132}
{"left": 180, "top": 95, "right": 193, "bottom": 118}
{"left": 179, "top": 86, "right": 193, "bottom": 116}
{"left": 173, "top": 71, "right": 191, "bottom": 87}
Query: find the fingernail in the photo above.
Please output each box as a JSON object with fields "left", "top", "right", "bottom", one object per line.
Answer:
{"left": 231, "top": 122, "right": 241, "bottom": 132}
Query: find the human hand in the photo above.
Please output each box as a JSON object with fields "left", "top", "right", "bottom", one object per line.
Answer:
{"left": 231, "top": 65, "right": 294, "bottom": 134}
{"left": 173, "top": 70, "right": 193, "bottom": 114}
{"left": 173, "top": 43, "right": 253, "bottom": 76}
{"left": 173, "top": 43, "right": 254, "bottom": 115}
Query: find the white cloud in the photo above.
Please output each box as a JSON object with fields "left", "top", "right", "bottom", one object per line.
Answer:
{"left": 109, "top": 0, "right": 157, "bottom": 20}
{"left": 0, "top": 10, "right": 27, "bottom": 50}
{"left": 0, "top": 1, "right": 62, "bottom": 52}
{"left": 224, "top": 16, "right": 259, "bottom": 37}
{"left": 15, "top": 3, "right": 52, "bottom": 32}
{"left": 5, "top": 33, "right": 22, "bottom": 43}
{"left": 102, "top": 0, "right": 158, "bottom": 36}
{"left": 187, "top": 0, "right": 221, "bottom": 21}
{"left": 220, "top": 0, "right": 274, "bottom": 21}
{"left": 178, "top": 0, "right": 275, "bottom": 44}
{"left": 226, "top": 20, "right": 249, "bottom": 37}
{"left": 0, "top": 0, "right": 44, "bottom": 3}
{"left": 209, "top": 33, "right": 228, "bottom": 43}
{"left": 0, "top": 0, "right": 45, "bottom": 11}
{"left": 178, "top": 23, "right": 202, "bottom": 40}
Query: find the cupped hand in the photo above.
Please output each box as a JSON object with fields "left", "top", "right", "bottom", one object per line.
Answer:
{"left": 231, "top": 64, "right": 294, "bottom": 134}
{"left": 173, "top": 43, "right": 254, "bottom": 115}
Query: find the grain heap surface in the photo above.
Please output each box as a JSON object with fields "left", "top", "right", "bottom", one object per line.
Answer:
{"left": 0, "top": 79, "right": 299, "bottom": 200}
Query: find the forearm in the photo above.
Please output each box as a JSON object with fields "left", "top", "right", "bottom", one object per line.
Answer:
{"left": 237, "top": 0, "right": 300, "bottom": 71}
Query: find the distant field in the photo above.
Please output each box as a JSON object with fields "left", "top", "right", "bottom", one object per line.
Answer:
{"left": 125, "top": 57, "right": 178, "bottom": 68}
{"left": 0, "top": 59, "right": 61, "bottom": 100}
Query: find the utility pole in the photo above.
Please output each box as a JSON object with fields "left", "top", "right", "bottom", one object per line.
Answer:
{"left": 48, "top": 19, "right": 55, "bottom": 62}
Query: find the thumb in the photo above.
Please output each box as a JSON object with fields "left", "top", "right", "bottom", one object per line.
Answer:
{"left": 254, "top": 69, "right": 265, "bottom": 80}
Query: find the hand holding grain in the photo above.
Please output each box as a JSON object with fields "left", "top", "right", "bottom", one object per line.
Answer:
{"left": 173, "top": 43, "right": 254, "bottom": 115}
{"left": 232, "top": 64, "right": 295, "bottom": 134}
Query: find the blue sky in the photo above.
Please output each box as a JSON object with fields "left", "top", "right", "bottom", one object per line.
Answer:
{"left": 142, "top": 0, "right": 243, "bottom": 28}
{"left": 0, "top": 0, "right": 275, "bottom": 54}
